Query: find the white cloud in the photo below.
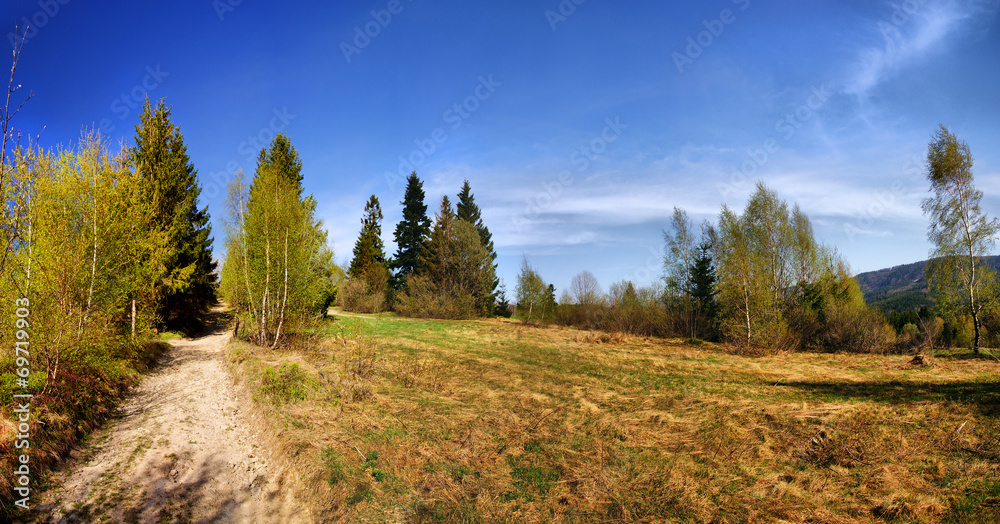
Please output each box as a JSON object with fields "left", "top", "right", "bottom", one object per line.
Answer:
{"left": 843, "top": 1, "right": 990, "bottom": 97}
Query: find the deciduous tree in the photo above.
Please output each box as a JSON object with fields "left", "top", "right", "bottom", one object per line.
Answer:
{"left": 220, "top": 135, "right": 335, "bottom": 347}
{"left": 922, "top": 125, "right": 1000, "bottom": 353}
{"left": 515, "top": 256, "right": 548, "bottom": 323}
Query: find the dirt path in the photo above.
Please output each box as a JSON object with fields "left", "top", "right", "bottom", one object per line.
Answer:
{"left": 28, "top": 320, "right": 312, "bottom": 523}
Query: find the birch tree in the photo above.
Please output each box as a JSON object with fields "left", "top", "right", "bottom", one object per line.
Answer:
{"left": 922, "top": 125, "right": 1000, "bottom": 354}
{"left": 220, "top": 135, "right": 335, "bottom": 347}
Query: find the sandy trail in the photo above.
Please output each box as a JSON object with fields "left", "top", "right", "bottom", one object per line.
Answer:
{"left": 28, "top": 319, "right": 311, "bottom": 523}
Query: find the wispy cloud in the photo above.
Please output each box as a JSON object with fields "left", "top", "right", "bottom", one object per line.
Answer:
{"left": 843, "top": 0, "right": 996, "bottom": 97}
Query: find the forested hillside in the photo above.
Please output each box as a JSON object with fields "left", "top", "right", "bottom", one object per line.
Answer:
{"left": 857, "top": 256, "right": 1000, "bottom": 312}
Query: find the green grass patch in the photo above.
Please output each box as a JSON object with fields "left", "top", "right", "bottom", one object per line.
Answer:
{"left": 321, "top": 447, "right": 347, "bottom": 487}
{"left": 257, "top": 362, "right": 310, "bottom": 404}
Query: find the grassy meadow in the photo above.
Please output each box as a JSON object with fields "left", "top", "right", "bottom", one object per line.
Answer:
{"left": 227, "top": 311, "right": 1000, "bottom": 523}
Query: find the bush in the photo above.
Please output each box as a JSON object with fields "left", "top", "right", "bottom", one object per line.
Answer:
{"left": 259, "top": 362, "right": 310, "bottom": 403}
{"left": 820, "top": 302, "right": 895, "bottom": 353}
{"left": 395, "top": 274, "right": 481, "bottom": 320}
{"left": 337, "top": 277, "right": 387, "bottom": 314}
{"left": 553, "top": 282, "right": 681, "bottom": 339}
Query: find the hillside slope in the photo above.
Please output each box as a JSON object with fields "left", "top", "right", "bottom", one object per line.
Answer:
{"left": 856, "top": 255, "right": 1000, "bottom": 311}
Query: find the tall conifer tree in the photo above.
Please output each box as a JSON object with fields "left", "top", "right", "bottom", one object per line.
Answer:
{"left": 456, "top": 179, "right": 499, "bottom": 312}
{"left": 392, "top": 172, "right": 431, "bottom": 283}
{"left": 130, "top": 98, "right": 216, "bottom": 332}
{"left": 348, "top": 195, "right": 388, "bottom": 281}
{"left": 420, "top": 196, "right": 456, "bottom": 280}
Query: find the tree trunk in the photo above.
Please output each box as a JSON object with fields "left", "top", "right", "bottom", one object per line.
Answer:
{"left": 967, "top": 235, "right": 981, "bottom": 354}
{"left": 239, "top": 208, "right": 258, "bottom": 338}
{"left": 743, "top": 280, "right": 751, "bottom": 347}
{"left": 272, "top": 228, "right": 289, "bottom": 349}
{"left": 972, "top": 308, "right": 981, "bottom": 354}
{"left": 261, "top": 233, "right": 270, "bottom": 345}
{"left": 82, "top": 173, "right": 98, "bottom": 333}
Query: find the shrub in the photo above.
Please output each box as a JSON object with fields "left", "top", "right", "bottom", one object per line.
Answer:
{"left": 337, "top": 277, "right": 387, "bottom": 314}
{"left": 259, "top": 362, "right": 309, "bottom": 403}
{"left": 820, "top": 302, "right": 895, "bottom": 353}
{"left": 395, "top": 274, "right": 480, "bottom": 320}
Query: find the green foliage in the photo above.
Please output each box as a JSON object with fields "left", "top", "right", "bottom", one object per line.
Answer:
{"left": 922, "top": 125, "right": 1000, "bottom": 353}
{"left": 220, "top": 134, "right": 336, "bottom": 347}
{"left": 348, "top": 195, "right": 388, "bottom": 280}
{"left": 456, "top": 179, "right": 498, "bottom": 312}
{"left": 344, "top": 195, "right": 390, "bottom": 313}
{"left": 665, "top": 210, "right": 719, "bottom": 340}
{"left": 0, "top": 132, "right": 171, "bottom": 518}
{"left": 716, "top": 194, "right": 787, "bottom": 349}
{"left": 714, "top": 183, "right": 889, "bottom": 352}
{"left": 664, "top": 207, "right": 696, "bottom": 297}
{"left": 5, "top": 135, "right": 160, "bottom": 387}
{"left": 494, "top": 280, "right": 513, "bottom": 318}
{"left": 258, "top": 362, "right": 309, "bottom": 403}
{"left": 391, "top": 172, "right": 431, "bottom": 285}
{"left": 130, "top": 99, "right": 216, "bottom": 334}
{"left": 321, "top": 447, "right": 347, "bottom": 486}
{"left": 396, "top": 199, "right": 496, "bottom": 319}
{"left": 515, "top": 256, "right": 549, "bottom": 323}
{"left": 689, "top": 240, "right": 718, "bottom": 338}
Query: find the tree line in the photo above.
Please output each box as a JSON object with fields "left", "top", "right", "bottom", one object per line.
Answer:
{"left": 332, "top": 126, "right": 999, "bottom": 356}
{"left": 530, "top": 126, "right": 1000, "bottom": 355}
{"left": 1, "top": 87, "right": 220, "bottom": 513}
{"left": 1, "top": 99, "right": 218, "bottom": 392}
{"left": 339, "top": 173, "right": 500, "bottom": 320}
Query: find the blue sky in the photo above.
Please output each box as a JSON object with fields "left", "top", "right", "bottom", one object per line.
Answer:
{"left": 4, "top": 0, "right": 1000, "bottom": 296}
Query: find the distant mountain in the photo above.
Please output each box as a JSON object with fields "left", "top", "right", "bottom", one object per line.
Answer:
{"left": 855, "top": 256, "right": 1000, "bottom": 312}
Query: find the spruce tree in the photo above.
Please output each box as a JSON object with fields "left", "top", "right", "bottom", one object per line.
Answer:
{"left": 392, "top": 172, "right": 431, "bottom": 284}
{"left": 689, "top": 240, "right": 718, "bottom": 339}
{"left": 544, "top": 284, "right": 557, "bottom": 321}
{"left": 456, "top": 179, "right": 499, "bottom": 312}
{"left": 456, "top": 180, "right": 495, "bottom": 256}
{"left": 420, "top": 196, "right": 456, "bottom": 280}
{"left": 348, "top": 195, "right": 388, "bottom": 281}
{"left": 130, "top": 98, "right": 216, "bottom": 333}
{"left": 255, "top": 133, "right": 303, "bottom": 188}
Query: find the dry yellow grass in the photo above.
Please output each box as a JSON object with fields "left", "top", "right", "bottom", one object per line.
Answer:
{"left": 226, "top": 314, "right": 1000, "bottom": 523}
